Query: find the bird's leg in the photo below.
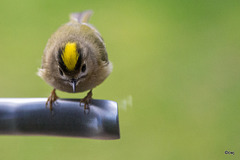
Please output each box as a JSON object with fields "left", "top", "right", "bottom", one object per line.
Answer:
{"left": 46, "top": 89, "right": 59, "bottom": 111}
{"left": 80, "top": 89, "right": 93, "bottom": 110}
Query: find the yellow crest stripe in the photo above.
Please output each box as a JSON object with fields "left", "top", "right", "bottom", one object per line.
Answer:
{"left": 61, "top": 42, "right": 79, "bottom": 71}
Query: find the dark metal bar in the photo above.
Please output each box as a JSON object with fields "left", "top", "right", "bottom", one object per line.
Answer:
{"left": 0, "top": 98, "right": 120, "bottom": 139}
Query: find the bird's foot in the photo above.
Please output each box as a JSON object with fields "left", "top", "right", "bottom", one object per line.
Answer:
{"left": 46, "top": 89, "right": 59, "bottom": 111}
{"left": 80, "top": 90, "right": 93, "bottom": 111}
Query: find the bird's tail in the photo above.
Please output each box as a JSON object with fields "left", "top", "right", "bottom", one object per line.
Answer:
{"left": 70, "top": 10, "right": 93, "bottom": 23}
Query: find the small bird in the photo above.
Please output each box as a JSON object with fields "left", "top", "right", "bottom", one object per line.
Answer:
{"left": 38, "top": 10, "right": 112, "bottom": 111}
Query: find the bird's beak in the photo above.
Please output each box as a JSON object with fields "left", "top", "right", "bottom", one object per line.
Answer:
{"left": 71, "top": 79, "right": 77, "bottom": 93}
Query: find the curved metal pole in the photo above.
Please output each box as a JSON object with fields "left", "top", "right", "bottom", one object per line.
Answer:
{"left": 0, "top": 98, "right": 120, "bottom": 140}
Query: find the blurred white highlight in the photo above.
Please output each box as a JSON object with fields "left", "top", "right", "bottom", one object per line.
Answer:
{"left": 119, "top": 95, "right": 133, "bottom": 111}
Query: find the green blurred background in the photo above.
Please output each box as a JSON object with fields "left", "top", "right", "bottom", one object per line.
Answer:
{"left": 0, "top": 0, "right": 239, "bottom": 159}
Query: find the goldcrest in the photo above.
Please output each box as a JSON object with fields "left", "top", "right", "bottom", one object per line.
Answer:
{"left": 38, "top": 10, "right": 112, "bottom": 110}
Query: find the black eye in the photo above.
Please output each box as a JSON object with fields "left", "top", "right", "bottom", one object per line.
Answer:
{"left": 81, "top": 64, "right": 86, "bottom": 72}
{"left": 59, "top": 68, "right": 64, "bottom": 76}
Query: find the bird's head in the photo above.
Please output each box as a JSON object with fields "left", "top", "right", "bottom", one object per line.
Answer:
{"left": 57, "top": 42, "right": 88, "bottom": 92}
